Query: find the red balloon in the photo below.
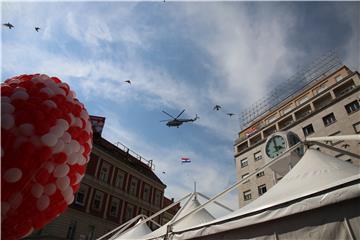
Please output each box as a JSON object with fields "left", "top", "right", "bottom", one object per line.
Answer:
{"left": 1, "top": 74, "right": 93, "bottom": 239}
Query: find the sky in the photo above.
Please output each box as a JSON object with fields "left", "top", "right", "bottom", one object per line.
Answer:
{"left": 1, "top": 1, "right": 359, "bottom": 212}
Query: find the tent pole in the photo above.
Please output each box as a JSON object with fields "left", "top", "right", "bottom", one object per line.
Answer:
{"left": 170, "top": 142, "right": 303, "bottom": 227}
{"left": 108, "top": 192, "right": 192, "bottom": 239}
{"left": 97, "top": 214, "right": 144, "bottom": 240}
{"left": 306, "top": 141, "right": 360, "bottom": 159}
{"left": 197, "top": 192, "right": 233, "bottom": 212}
{"left": 343, "top": 217, "right": 355, "bottom": 240}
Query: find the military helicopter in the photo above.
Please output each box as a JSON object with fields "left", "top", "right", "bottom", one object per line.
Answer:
{"left": 161, "top": 109, "right": 199, "bottom": 128}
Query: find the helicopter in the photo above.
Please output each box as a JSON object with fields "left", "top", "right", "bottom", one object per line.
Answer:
{"left": 161, "top": 109, "right": 199, "bottom": 128}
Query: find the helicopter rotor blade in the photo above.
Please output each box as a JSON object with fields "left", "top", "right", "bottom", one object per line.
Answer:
{"left": 176, "top": 109, "right": 186, "bottom": 119}
{"left": 162, "top": 111, "right": 176, "bottom": 119}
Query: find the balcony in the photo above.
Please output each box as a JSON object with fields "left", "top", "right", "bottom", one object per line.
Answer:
{"left": 313, "top": 93, "right": 332, "bottom": 110}
{"left": 278, "top": 116, "right": 294, "bottom": 130}
{"left": 294, "top": 105, "right": 312, "bottom": 121}
{"left": 333, "top": 79, "right": 356, "bottom": 98}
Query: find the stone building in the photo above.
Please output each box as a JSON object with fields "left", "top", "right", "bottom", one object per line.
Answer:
{"left": 234, "top": 65, "right": 360, "bottom": 207}
{"left": 28, "top": 117, "right": 178, "bottom": 239}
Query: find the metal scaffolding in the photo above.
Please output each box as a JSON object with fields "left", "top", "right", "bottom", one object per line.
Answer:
{"left": 238, "top": 51, "right": 343, "bottom": 131}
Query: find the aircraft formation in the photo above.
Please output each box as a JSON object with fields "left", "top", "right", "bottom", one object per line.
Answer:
{"left": 2, "top": 21, "right": 237, "bottom": 129}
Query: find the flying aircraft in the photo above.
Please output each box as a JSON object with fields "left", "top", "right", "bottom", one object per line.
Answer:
{"left": 161, "top": 109, "right": 199, "bottom": 128}
{"left": 213, "top": 105, "right": 221, "bottom": 111}
{"left": 226, "top": 113, "right": 235, "bottom": 117}
{"left": 35, "top": 27, "right": 40, "bottom": 32}
{"left": 3, "top": 22, "right": 14, "bottom": 29}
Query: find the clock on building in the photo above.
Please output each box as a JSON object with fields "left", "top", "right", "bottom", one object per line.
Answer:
{"left": 263, "top": 131, "right": 304, "bottom": 177}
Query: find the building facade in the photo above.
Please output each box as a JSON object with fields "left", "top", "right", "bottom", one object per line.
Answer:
{"left": 234, "top": 65, "right": 360, "bottom": 207}
{"left": 29, "top": 120, "right": 178, "bottom": 239}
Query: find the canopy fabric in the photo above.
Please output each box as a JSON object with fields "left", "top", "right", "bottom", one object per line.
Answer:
{"left": 114, "top": 220, "right": 152, "bottom": 240}
{"left": 169, "top": 149, "right": 360, "bottom": 239}
{"left": 142, "top": 194, "right": 215, "bottom": 240}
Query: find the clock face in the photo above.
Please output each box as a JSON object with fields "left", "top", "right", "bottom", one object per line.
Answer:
{"left": 265, "top": 135, "right": 286, "bottom": 158}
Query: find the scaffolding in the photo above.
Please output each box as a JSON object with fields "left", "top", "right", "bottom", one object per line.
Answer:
{"left": 238, "top": 51, "right": 343, "bottom": 131}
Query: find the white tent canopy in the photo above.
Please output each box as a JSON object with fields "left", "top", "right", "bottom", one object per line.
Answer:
{"left": 170, "top": 149, "right": 360, "bottom": 239}
{"left": 100, "top": 145, "right": 360, "bottom": 240}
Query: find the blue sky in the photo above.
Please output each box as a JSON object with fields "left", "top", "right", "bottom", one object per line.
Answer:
{"left": 2, "top": 1, "right": 359, "bottom": 210}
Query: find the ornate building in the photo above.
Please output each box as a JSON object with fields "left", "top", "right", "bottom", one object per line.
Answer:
{"left": 28, "top": 116, "right": 178, "bottom": 239}
{"left": 234, "top": 65, "right": 360, "bottom": 207}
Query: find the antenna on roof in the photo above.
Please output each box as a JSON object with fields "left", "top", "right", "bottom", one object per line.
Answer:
{"left": 194, "top": 181, "right": 197, "bottom": 200}
{"left": 238, "top": 50, "right": 342, "bottom": 131}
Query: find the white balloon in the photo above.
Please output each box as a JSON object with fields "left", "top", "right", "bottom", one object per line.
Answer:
{"left": 3, "top": 168, "right": 22, "bottom": 183}
{"left": 9, "top": 192, "right": 22, "bottom": 209}
{"left": 1, "top": 202, "right": 10, "bottom": 216}
{"left": 68, "top": 152, "right": 79, "bottom": 165}
{"left": 52, "top": 139, "right": 65, "bottom": 154}
{"left": 44, "top": 183, "right": 56, "bottom": 196}
{"left": 54, "top": 164, "right": 70, "bottom": 178}
{"left": 57, "top": 119, "right": 69, "bottom": 132}
{"left": 56, "top": 176, "right": 70, "bottom": 191}
{"left": 61, "top": 186, "right": 73, "bottom": 200}
{"left": 1, "top": 96, "right": 10, "bottom": 103}
{"left": 61, "top": 132, "right": 72, "bottom": 144}
{"left": 42, "top": 100, "right": 57, "bottom": 109}
{"left": 65, "top": 194, "right": 75, "bottom": 204}
{"left": 1, "top": 113, "right": 15, "bottom": 130}
{"left": 1, "top": 102, "right": 15, "bottom": 114}
{"left": 41, "top": 133, "right": 58, "bottom": 147}
{"left": 10, "top": 90, "right": 29, "bottom": 101}
{"left": 63, "top": 143, "right": 73, "bottom": 156}
{"left": 31, "top": 183, "right": 44, "bottom": 198}
{"left": 50, "top": 125, "right": 65, "bottom": 138}
{"left": 40, "top": 87, "right": 55, "bottom": 97}
{"left": 37, "top": 195, "right": 50, "bottom": 211}
{"left": 44, "top": 162, "right": 55, "bottom": 173}
{"left": 70, "top": 140, "right": 80, "bottom": 153}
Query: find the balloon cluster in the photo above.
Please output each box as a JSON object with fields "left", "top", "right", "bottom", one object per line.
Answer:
{"left": 1, "top": 74, "right": 93, "bottom": 239}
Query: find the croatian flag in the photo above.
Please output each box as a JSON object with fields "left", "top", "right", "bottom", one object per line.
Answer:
{"left": 181, "top": 157, "right": 191, "bottom": 163}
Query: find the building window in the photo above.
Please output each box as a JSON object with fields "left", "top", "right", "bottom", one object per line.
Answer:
{"left": 282, "top": 105, "right": 293, "bottom": 115}
{"left": 256, "top": 171, "right": 265, "bottom": 178}
{"left": 240, "top": 158, "right": 248, "bottom": 168}
{"left": 114, "top": 170, "right": 125, "bottom": 189}
{"left": 303, "top": 124, "right": 314, "bottom": 137}
{"left": 335, "top": 75, "right": 343, "bottom": 82}
{"left": 87, "top": 225, "right": 95, "bottom": 240}
{"left": 297, "top": 95, "right": 309, "bottom": 105}
{"left": 154, "top": 190, "right": 162, "bottom": 207}
{"left": 241, "top": 173, "right": 250, "bottom": 183}
{"left": 322, "top": 113, "right": 336, "bottom": 127}
{"left": 353, "top": 122, "right": 360, "bottom": 134}
{"left": 66, "top": 221, "right": 77, "bottom": 240}
{"left": 243, "top": 190, "right": 251, "bottom": 201}
{"left": 345, "top": 100, "right": 360, "bottom": 114}
{"left": 99, "top": 161, "right": 111, "bottom": 182}
{"left": 254, "top": 151, "right": 262, "bottom": 161}
{"left": 143, "top": 184, "right": 151, "bottom": 202}
{"left": 129, "top": 177, "right": 139, "bottom": 196}
{"left": 109, "top": 198, "right": 120, "bottom": 217}
{"left": 267, "top": 115, "right": 277, "bottom": 123}
{"left": 258, "top": 184, "right": 267, "bottom": 196}
{"left": 125, "top": 203, "right": 135, "bottom": 221}
{"left": 314, "top": 83, "right": 327, "bottom": 95}
{"left": 75, "top": 185, "right": 89, "bottom": 206}
{"left": 92, "top": 190, "right": 104, "bottom": 211}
